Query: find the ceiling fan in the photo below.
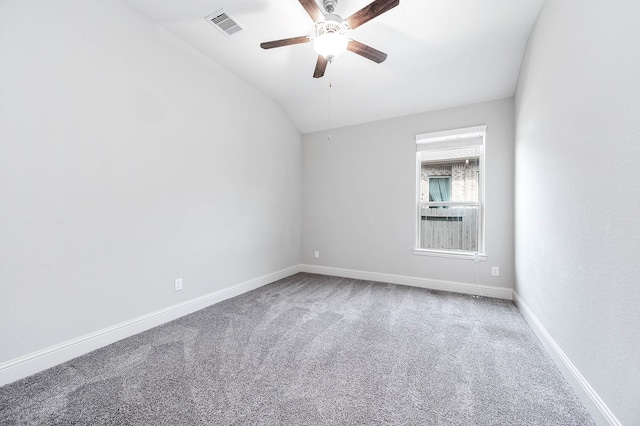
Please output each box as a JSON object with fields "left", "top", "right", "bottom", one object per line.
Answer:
{"left": 260, "top": 0, "right": 399, "bottom": 78}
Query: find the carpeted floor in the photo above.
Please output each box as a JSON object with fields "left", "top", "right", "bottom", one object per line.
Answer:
{"left": 0, "top": 273, "right": 595, "bottom": 425}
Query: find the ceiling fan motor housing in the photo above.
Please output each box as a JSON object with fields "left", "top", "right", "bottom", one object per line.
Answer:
{"left": 322, "top": 0, "right": 338, "bottom": 14}
{"left": 315, "top": 13, "right": 348, "bottom": 36}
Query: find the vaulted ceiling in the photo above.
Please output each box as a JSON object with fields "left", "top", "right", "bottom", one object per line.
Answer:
{"left": 125, "top": 0, "right": 544, "bottom": 133}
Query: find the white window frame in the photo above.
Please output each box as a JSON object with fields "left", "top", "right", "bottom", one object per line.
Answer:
{"left": 413, "top": 125, "right": 487, "bottom": 261}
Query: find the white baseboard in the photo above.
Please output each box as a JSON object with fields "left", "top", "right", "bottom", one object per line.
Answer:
{"left": 300, "top": 264, "right": 513, "bottom": 300}
{"left": 513, "top": 291, "right": 620, "bottom": 426}
{"left": 0, "top": 265, "right": 300, "bottom": 387}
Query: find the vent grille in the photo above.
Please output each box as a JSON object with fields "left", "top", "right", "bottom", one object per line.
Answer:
{"left": 205, "top": 10, "right": 243, "bottom": 36}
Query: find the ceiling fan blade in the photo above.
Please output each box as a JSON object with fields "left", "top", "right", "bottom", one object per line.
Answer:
{"left": 345, "top": 0, "right": 399, "bottom": 29}
{"left": 260, "top": 36, "right": 311, "bottom": 49}
{"left": 347, "top": 40, "right": 387, "bottom": 63}
{"left": 299, "top": 0, "right": 324, "bottom": 22}
{"left": 313, "top": 55, "right": 328, "bottom": 78}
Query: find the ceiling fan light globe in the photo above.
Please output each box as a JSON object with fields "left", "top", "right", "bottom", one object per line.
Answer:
{"left": 313, "top": 32, "right": 348, "bottom": 61}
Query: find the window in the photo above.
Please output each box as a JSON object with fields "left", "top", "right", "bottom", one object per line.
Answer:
{"left": 414, "top": 126, "right": 486, "bottom": 258}
{"left": 428, "top": 176, "right": 451, "bottom": 202}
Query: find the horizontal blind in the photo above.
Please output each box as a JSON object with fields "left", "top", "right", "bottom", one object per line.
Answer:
{"left": 415, "top": 125, "right": 486, "bottom": 152}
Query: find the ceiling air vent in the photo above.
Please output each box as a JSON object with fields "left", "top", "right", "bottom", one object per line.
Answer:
{"left": 205, "top": 10, "right": 243, "bottom": 37}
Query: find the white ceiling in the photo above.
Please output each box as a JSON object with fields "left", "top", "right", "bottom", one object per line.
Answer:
{"left": 125, "top": 0, "right": 544, "bottom": 133}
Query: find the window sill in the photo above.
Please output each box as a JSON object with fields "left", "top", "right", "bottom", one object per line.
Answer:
{"left": 412, "top": 249, "right": 487, "bottom": 261}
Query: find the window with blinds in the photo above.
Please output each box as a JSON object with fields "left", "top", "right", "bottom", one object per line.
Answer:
{"left": 415, "top": 126, "right": 486, "bottom": 255}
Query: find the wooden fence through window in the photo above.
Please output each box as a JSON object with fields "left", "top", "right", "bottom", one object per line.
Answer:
{"left": 420, "top": 206, "right": 478, "bottom": 251}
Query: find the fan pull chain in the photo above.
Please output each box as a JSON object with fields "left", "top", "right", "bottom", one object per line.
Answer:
{"left": 327, "top": 64, "right": 332, "bottom": 140}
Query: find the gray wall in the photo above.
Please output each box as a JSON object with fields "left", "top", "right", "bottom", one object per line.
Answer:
{"left": 515, "top": 1, "right": 640, "bottom": 424}
{"left": 302, "top": 98, "right": 514, "bottom": 289}
{"left": 0, "top": 0, "right": 301, "bottom": 364}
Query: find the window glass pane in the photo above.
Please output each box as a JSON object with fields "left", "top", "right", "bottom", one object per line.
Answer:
{"left": 419, "top": 205, "right": 479, "bottom": 251}
{"left": 420, "top": 159, "right": 479, "bottom": 203}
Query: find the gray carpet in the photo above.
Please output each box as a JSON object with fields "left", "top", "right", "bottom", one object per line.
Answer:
{"left": 1, "top": 273, "right": 595, "bottom": 425}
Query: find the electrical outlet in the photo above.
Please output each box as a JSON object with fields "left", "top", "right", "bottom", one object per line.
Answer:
{"left": 491, "top": 267, "right": 500, "bottom": 277}
{"left": 314, "top": 251, "right": 320, "bottom": 259}
{"left": 174, "top": 278, "right": 183, "bottom": 292}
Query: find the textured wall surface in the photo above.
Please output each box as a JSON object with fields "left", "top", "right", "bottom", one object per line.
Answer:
{"left": 514, "top": 0, "right": 640, "bottom": 424}
{"left": 0, "top": 0, "right": 301, "bottom": 365}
